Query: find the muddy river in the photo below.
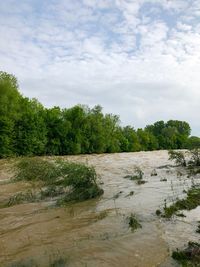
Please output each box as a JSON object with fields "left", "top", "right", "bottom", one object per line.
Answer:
{"left": 0, "top": 151, "right": 199, "bottom": 267}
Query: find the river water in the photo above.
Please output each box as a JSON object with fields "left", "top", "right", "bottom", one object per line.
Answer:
{"left": 0, "top": 151, "right": 199, "bottom": 267}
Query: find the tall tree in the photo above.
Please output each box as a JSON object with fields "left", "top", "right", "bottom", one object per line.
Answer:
{"left": 0, "top": 72, "right": 22, "bottom": 157}
{"left": 14, "top": 98, "right": 47, "bottom": 155}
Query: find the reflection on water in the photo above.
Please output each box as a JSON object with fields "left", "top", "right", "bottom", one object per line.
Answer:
{"left": 0, "top": 151, "right": 199, "bottom": 266}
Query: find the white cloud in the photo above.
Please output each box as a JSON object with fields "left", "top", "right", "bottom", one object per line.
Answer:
{"left": 0, "top": 0, "right": 200, "bottom": 135}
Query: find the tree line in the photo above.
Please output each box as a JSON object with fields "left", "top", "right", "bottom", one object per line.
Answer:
{"left": 0, "top": 71, "right": 199, "bottom": 158}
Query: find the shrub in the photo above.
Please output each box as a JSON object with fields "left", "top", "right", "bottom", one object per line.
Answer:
{"left": 124, "top": 167, "right": 147, "bottom": 185}
{"left": 168, "top": 150, "right": 186, "bottom": 167}
{"left": 162, "top": 186, "right": 200, "bottom": 218}
{"left": 127, "top": 213, "right": 142, "bottom": 232}
{"left": 133, "top": 167, "right": 144, "bottom": 180}
{"left": 189, "top": 149, "right": 200, "bottom": 167}
{"left": 172, "top": 242, "right": 200, "bottom": 266}
{"left": 56, "top": 160, "right": 98, "bottom": 188}
{"left": 13, "top": 157, "right": 59, "bottom": 184}
{"left": 12, "top": 158, "right": 103, "bottom": 204}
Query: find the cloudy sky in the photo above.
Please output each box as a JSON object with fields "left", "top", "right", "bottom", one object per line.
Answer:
{"left": 0, "top": 0, "right": 200, "bottom": 134}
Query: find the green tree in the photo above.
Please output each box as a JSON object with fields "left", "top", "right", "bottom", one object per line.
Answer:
{"left": 103, "top": 114, "right": 121, "bottom": 153}
{"left": 82, "top": 105, "right": 106, "bottom": 153}
{"left": 63, "top": 105, "right": 87, "bottom": 154}
{"left": 186, "top": 136, "right": 200, "bottom": 149}
{"left": 45, "top": 107, "right": 71, "bottom": 155}
{"left": 0, "top": 116, "right": 14, "bottom": 157}
{"left": 14, "top": 98, "right": 47, "bottom": 155}
{"left": 121, "top": 126, "right": 140, "bottom": 152}
{"left": 0, "top": 72, "right": 22, "bottom": 157}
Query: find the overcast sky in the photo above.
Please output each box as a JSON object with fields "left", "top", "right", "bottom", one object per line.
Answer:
{"left": 0, "top": 0, "right": 200, "bottom": 135}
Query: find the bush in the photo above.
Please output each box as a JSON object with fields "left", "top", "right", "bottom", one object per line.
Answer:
{"left": 133, "top": 167, "right": 144, "bottom": 180}
{"left": 124, "top": 167, "right": 147, "bottom": 185}
{"left": 127, "top": 213, "right": 142, "bottom": 232}
{"left": 162, "top": 186, "right": 200, "bottom": 218}
{"left": 189, "top": 149, "right": 200, "bottom": 167}
{"left": 56, "top": 160, "right": 98, "bottom": 188}
{"left": 12, "top": 158, "right": 103, "bottom": 204}
{"left": 13, "top": 157, "right": 59, "bottom": 184}
{"left": 168, "top": 150, "right": 186, "bottom": 167}
{"left": 172, "top": 242, "right": 200, "bottom": 266}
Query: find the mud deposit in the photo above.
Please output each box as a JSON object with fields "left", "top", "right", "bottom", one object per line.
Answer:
{"left": 0, "top": 151, "right": 200, "bottom": 267}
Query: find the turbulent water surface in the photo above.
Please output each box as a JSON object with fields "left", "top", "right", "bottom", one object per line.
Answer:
{"left": 0, "top": 151, "right": 199, "bottom": 267}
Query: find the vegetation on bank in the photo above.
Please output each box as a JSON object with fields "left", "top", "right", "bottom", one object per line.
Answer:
{"left": 157, "top": 186, "right": 200, "bottom": 218}
{"left": 0, "top": 71, "right": 199, "bottom": 158}
{"left": 1, "top": 158, "right": 103, "bottom": 207}
{"left": 168, "top": 149, "right": 200, "bottom": 168}
{"left": 168, "top": 150, "right": 187, "bottom": 167}
{"left": 172, "top": 242, "right": 200, "bottom": 266}
{"left": 155, "top": 150, "right": 200, "bottom": 218}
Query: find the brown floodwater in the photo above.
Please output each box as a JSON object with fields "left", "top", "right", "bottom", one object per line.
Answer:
{"left": 0, "top": 151, "right": 199, "bottom": 267}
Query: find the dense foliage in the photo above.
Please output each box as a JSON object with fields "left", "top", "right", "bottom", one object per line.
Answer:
{"left": 13, "top": 158, "right": 103, "bottom": 203}
{"left": 0, "top": 71, "right": 199, "bottom": 158}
